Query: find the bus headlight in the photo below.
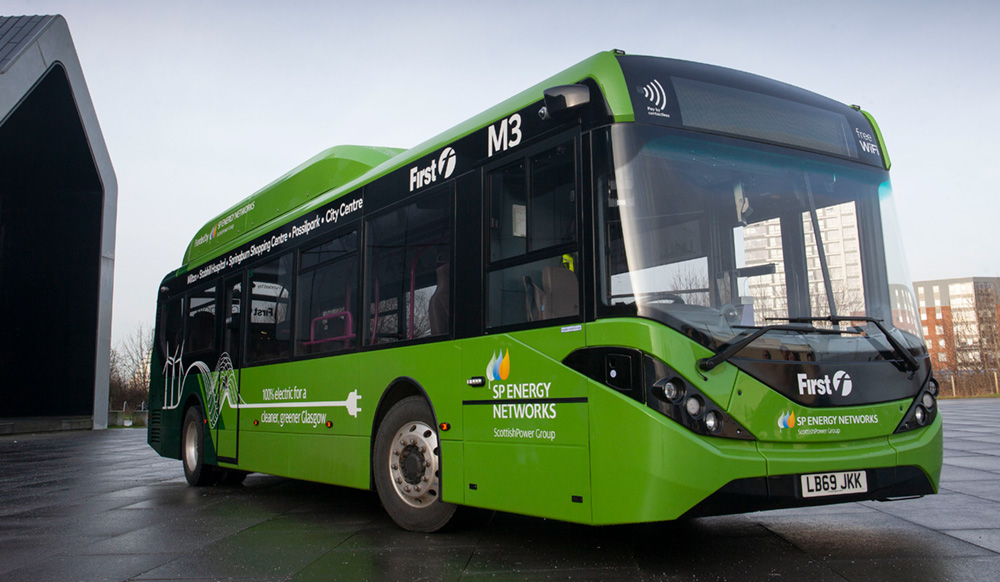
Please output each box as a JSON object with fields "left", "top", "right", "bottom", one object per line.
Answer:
{"left": 662, "top": 379, "right": 684, "bottom": 401}
{"left": 704, "top": 410, "right": 722, "bottom": 433}
{"left": 685, "top": 395, "right": 704, "bottom": 418}
{"left": 894, "top": 378, "right": 940, "bottom": 434}
{"left": 598, "top": 354, "right": 755, "bottom": 440}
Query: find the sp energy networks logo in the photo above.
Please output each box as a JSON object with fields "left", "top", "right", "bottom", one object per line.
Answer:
{"left": 486, "top": 349, "right": 510, "bottom": 382}
{"left": 194, "top": 201, "right": 255, "bottom": 248}
{"left": 778, "top": 411, "right": 797, "bottom": 429}
{"left": 797, "top": 370, "right": 853, "bottom": 397}
{"left": 484, "top": 349, "right": 556, "bottom": 420}
{"left": 409, "top": 146, "right": 457, "bottom": 192}
{"left": 778, "top": 408, "right": 880, "bottom": 436}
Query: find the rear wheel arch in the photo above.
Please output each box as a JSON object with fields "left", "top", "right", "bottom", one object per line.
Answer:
{"left": 181, "top": 402, "right": 224, "bottom": 486}
{"left": 370, "top": 377, "right": 438, "bottom": 488}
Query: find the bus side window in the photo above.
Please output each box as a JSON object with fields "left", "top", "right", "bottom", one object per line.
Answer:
{"left": 364, "top": 186, "right": 453, "bottom": 345}
{"left": 185, "top": 284, "right": 217, "bottom": 354}
{"left": 247, "top": 253, "right": 294, "bottom": 363}
{"left": 296, "top": 230, "right": 359, "bottom": 355}
{"left": 487, "top": 140, "right": 579, "bottom": 328}
{"left": 159, "top": 296, "right": 183, "bottom": 356}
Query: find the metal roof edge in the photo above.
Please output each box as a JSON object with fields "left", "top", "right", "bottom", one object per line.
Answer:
{"left": 0, "top": 15, "right": 57, "bottom": 74}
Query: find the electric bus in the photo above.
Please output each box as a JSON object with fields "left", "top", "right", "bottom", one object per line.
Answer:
{"left": 148, "top": 50, "right": 941, "bottom": 532}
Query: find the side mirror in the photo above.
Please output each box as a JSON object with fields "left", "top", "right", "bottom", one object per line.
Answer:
{"left": 539, "top": 84, "right": 591, "bottom": 121}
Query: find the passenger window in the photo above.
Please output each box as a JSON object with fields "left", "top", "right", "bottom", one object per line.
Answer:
{"left": 247, "top": 254, "right": 293, "bottom": 362}
{"left": 487, "top": 140, "right": 579, "bottom": 328}
{"left": 223, "top": 278, "right": 243, "bottom": 361}
{"left": 296, "top": 231, "right": 358, "bottom": 355}
{"left": 159, "top": 296, "right": 183, "bottom": 356}
{"left": 365, "top": 187, "right": 452, "bottom": 345}
{"left": 185, "top": 285, "right": 216, "bottom": 353}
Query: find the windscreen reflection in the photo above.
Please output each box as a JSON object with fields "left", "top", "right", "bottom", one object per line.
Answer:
{"left": 599, "top": 125, "right": 924, "bottom": 362}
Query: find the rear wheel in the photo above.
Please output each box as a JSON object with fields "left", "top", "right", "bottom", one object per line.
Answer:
{"left": 182, "top": 405, "right": 221, "bottom": 486}
{"left": 374, "top": 396, "right": 456, "bottom": 532}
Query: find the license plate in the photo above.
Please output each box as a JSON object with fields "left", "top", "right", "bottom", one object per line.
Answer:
{"left": 800, "top": 471, "right": 868, "bottom": 498}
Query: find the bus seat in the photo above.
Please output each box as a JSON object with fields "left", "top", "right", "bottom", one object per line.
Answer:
{"left": 529, "top": 266, "right": 578, "bottom": 320}
{"left": 428, "top": 263, "right": 450, "bottom": 335}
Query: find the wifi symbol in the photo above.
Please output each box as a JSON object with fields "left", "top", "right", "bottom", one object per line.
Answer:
{"left": 641, "top": 79, "right": 667, "bottom": 110}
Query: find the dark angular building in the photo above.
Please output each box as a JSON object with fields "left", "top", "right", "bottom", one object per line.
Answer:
{"left": 0, "top": 15, "right": 116, "bottom": 431}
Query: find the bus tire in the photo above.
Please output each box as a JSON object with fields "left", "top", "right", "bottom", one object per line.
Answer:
{"left": 374, "top": 396, "right": 456, "bottom": 532}
{"left": 182, "top": 405, "right": 220, "bottom": 486}
{"left": 219, "top": 469, "right": 249, "bottom": 486}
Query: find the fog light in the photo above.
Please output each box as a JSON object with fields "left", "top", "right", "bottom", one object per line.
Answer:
{"left": 685, "top": 395, "right": 704, "bottom": 417}
{"left": 921, "top": 392, "right": 935, "bottom": 410}
{"left": 914, "top": 405, "right": 927, "bottom": 425}
{"left": 704, "top": 410, "right": 722, "bottom": 433}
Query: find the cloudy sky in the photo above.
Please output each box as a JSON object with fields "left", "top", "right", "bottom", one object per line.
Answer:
{"left": 6, "top": 0, "right": 1000, "bottom": 344}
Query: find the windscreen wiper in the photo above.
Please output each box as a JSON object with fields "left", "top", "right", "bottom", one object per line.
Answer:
{"left": 697, "top": 323, "right": 849, "bottom": 371}
{"left": 782, "top": 315, "right": 920, "bottom": 373}
{"left": 803, "top": 175, "right": 839, "bottom": 320}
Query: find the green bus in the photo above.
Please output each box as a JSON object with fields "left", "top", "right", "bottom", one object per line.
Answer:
{"left": 148, "top": 50, "right": 941, "bottom": 532}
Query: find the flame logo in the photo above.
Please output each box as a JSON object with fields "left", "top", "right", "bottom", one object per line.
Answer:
{"left": 778, "top": 411, "right": 797, "bottom": 429}
{"left": 486, "top": 350, "right": 510, "bottom": 382}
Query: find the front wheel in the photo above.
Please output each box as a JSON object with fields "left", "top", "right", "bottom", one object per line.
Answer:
{"left": 182, "top": 405, "right": 221, "bottom": 486}
{"left": 218, "top": 469, "right": 249, "bottom": 486}
{"left": 373, "top": 396, "right": 456, "bottom": 532}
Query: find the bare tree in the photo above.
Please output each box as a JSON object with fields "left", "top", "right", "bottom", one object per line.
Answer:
{"left": 931, "top": 287, "right": 1000, "bottom": 398}
{"left": 108, "top": 323, "right": 154, "bottom": 412}
{"left": 669, "top": 265, "right": 710, "bottom": 307}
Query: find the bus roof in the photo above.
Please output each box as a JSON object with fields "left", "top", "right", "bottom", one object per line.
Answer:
{"left": 180, "top": 50, "right": 632, "bottom": 271}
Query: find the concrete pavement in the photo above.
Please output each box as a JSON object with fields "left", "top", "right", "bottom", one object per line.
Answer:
{"left": 1, "top": 398, "right": 998, "bottom": 581}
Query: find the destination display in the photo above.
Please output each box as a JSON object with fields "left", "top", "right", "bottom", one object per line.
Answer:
{"left": 616, "top": 54, "right": 886, "bottom": 168}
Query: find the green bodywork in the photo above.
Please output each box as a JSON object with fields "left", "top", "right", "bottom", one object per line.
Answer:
{"left": 150, "top": 317, "right": 940, "bottom": 524}
{"left": 860, "top": 109, "right": 892, "bottom": 170}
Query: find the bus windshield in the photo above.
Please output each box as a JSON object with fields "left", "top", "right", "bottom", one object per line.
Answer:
{"left": 599, "top": 124, "right": 925, "bottom": 363}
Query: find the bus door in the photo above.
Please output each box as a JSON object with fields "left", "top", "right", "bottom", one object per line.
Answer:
{"left": 461, "top": 135, "right": 592, "bottom": 522}
{"left": 215, "top": 274, "right": 243, "bottom": 463}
